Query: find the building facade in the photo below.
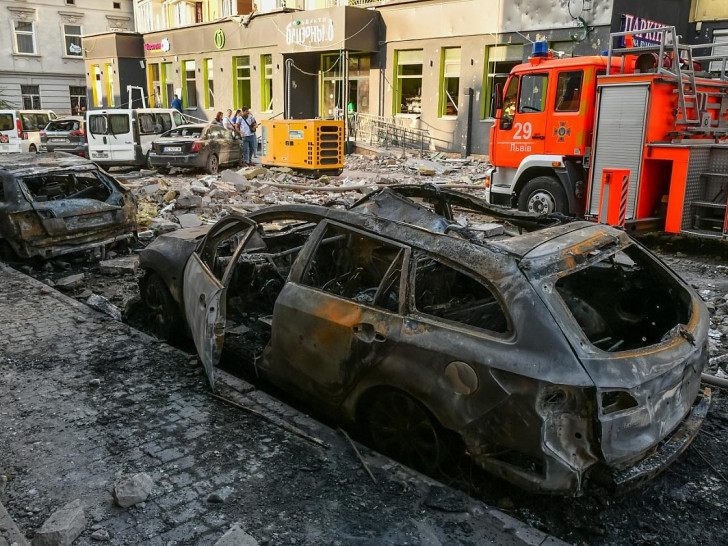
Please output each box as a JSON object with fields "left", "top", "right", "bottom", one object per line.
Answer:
{"left": 82, "top": 0, "right": 726, "bottom": 154}
{"left": 0, "top": 0, "right": 134, "bottom": 114}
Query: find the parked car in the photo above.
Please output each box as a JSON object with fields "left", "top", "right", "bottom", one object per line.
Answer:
{"left": 0, "top": 153, "right": 137, "bottom": 260}
{"left": 0, "top": 111, "right": 21, "bottom": 154}
{"left": 39, "top": 117, "right": 87, "bottom": 157}
{"left": 148, "top": 123, "right": 243, "bottom": 174}
{"left": 87, "top": 108, "right": 186, "bottom": 167}
{"left": 17, "top": 110, "right": 57, "bottom": 153}
{"left": 138, "top": 185, "right": 710, "bottom": 494}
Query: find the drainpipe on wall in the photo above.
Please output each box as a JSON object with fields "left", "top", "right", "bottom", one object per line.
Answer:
{"left": 285, "top": 57, "right": 293, "bottom": 119}
{"left": 463, "top": 87, "right": 474, "bottom": 158}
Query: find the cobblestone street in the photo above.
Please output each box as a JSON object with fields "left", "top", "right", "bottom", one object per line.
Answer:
{"left": 0, "top": 263, "right": 561, "bottom": 546}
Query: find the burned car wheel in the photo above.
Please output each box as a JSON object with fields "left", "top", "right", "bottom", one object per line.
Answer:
{"left": 142, "top": 273, "right": 180, "bottom": 341}
{"left": 364, "top": 389, "right": 446, "bottom": 474}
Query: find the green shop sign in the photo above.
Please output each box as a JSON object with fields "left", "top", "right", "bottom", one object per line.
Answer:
{"left": 214, "top": 29, "right": 225, "bottom": 49}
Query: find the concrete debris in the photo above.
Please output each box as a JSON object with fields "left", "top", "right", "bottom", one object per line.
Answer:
{"left": 417, "top": 165, "right": 436, "bottom": 176}
{"left": 88, "top": 378, "right": 101, "bottom": 388}
{"left": 99, "top": 257, "right": 139, "bottom": 276}
{"left": 405, "top": 158, "right": 456, "bottom": 175}
{"left": 31, "top": 499, "right": 85, "bottom": 546}
{"left": 113, "top": 473, "right": 153, "bottom": 508}
{"left": 54, "top": 274, "right": 85, "bottom": 291}
{"left": 177, "top": 214, "right": 203, "bottom": 228}
{"left": 86, "top": 294, "right": 123, "bottom": 322}
{"left": 89, "top": 529, "right": 109, "bottom": 542}
{"left": 176, "top": 194, "right": 203, "bottom": 209}
{"left": 213, "top": 523, "right": 259, "bottom": 546}
{"left": 238, "top": 166, "right": 268, "bottom": 180}
{"left": 149, "top": 219, "right": 179, "bottom": 234}
{"left": 268, "top": 166, "right": 293, "bottom": 173}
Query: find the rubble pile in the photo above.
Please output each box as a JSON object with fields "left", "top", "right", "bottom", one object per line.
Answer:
{"left": 121, "top": 153, "right": 489, "bottom": 236}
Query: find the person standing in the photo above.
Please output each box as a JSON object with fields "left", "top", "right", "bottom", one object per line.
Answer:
{"left": 213, "top": 111, "right": 224, "bottom": 124}
{"left": 171, "top": 94, "right": 183, "bottom": 112}
{"left": 241, "top": 107, "right": 257, "bottom": 158}
{"left": 222, "top": 109, "right": 235, "bottom": 133}
{"left": 240, "top": 107, "right": 257, "bottom": 165}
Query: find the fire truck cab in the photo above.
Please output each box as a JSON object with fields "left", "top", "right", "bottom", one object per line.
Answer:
{"left": 486, "top": 52, "right": 617, "bottom": 216}
{"left": 486, "top": 28, "right": 728, "bottom": 239}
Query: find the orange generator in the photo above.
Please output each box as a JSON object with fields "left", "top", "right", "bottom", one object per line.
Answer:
{"left": 260, "top": 119, "right": 344, "bottom": 176}
{"left": 485, "top": 27, "right": 728, "bottom": 239}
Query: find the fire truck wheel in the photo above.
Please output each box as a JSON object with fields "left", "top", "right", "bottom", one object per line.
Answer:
{"left": 518, "top": 176, "right": 568, "bottom": 214}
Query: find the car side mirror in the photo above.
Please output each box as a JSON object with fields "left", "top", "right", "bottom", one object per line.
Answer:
{"left": 494, "top": 83, "right": 503, "bottom": 111}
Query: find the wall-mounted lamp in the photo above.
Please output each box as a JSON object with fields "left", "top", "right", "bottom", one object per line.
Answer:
{"left": 220, "top": 67, "right": 223, "bottom": 72}
{"left": 470, "top": 58, "right": 474, "bottom": 65}
{"left": 276, "top": 64, "right": 279, "bottom": 70}
{"left": 429, "top": 60, "right": 433, "bottom": 67}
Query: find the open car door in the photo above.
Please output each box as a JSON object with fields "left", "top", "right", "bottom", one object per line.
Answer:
{"left": 183, "top": 214, "right": 257, "bottom": 389}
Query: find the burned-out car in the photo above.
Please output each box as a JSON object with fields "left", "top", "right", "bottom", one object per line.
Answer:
{"left": 0, "top": 153, "right": 137, "bottom": 260}
{"left": 139, "top": 185, "right": 710, "bottom": 494}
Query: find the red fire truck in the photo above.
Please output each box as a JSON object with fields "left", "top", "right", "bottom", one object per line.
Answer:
{"left": 485, "top": 27, "right": 728, "bottom": 238}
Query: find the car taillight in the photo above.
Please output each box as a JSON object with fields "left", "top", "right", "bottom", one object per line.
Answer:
{"left": 70, "top": 130, "right": 85, "bottom": 137}
{"left": 16, "top": 120, "right": 22, "bottom": 139}
{"left": 40, "top": 130, "right": 46, "bottom": 137}
{"left": 190, "top": 141, "right": 202, "bottom": 153}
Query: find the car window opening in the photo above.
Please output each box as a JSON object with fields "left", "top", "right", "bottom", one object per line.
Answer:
{"left": 555, "top": 245, "right": 691, "bottom": 352}
{"left": 302, "top": 224, "right": 403, "bottom": 312}
{"left": 23, "top": 172, "right": 112, "bottom": 202}
{"left": 413, "top": 255, "right": 509, "bottom": 333}
{"left": 47, "top": 120, "right": 81, "bottom": 132}
{"left": 218, "top": 220, "right": 320, "bottom": 367}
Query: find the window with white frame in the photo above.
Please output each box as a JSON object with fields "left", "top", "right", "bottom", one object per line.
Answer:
{"left": 64, "top": 24, "right": 83, "bottom": 57}
{"left": 21, "top": 86, "right": 41, "bottom": 109}
{"left": 222, "top": 0, "right": 234, "bottom": 16}
{"left": 14, "top": 20, "right": 36, "bottom": 54}
{"left": 69, "top": 86, "right": 86, "bottom": 113}
{"left": 482, "top": 44, "right": 523, "bottom": 119}
{"left": 394, "top": 49, "right": 423, "bottom": 115}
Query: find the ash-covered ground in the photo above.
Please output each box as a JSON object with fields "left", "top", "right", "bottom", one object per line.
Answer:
{"left": 10, "top": 153, "right": 728, "bottom": 545}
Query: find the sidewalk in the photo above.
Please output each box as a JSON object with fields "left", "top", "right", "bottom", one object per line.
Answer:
{"left": 0, "top": 263, "right": 566, "bottom": 546}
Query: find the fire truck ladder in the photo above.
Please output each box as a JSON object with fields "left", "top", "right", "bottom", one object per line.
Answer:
{"left": 607, "top": 26, "right": 726, "bottom": 132}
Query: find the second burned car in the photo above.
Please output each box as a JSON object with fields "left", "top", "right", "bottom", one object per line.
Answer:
{"left": 138, "top": 186, "right": 710, "bottom": 494}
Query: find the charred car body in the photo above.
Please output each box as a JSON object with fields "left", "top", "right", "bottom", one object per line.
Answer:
{"left": 139, "top": 185, "right": 710, "bottom": 494}
{"left": 0, "top": 153, "right": 137, "bottom": 259}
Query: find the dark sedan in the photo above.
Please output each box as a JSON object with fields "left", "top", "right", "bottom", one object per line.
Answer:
{"left": 138, "top": 185, "right": 710, "bottom": 494}
{"left": 39, "top": 117, "right": 87, "bottom": 157}
{"left": 148, "top": 124, "right": 243, "bottom": 174}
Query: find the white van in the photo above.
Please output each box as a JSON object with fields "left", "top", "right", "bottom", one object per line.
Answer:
{"left": 18, "top": 110, "right": 57, "bottom": 153}
{"left": 0, "top": 110, "right": 57, "bottom": 153}
{"left": 87, "top": 108, "right": 186, "bottom": 167}
{"left": 0, "top": 111, "right": 21, "bottom": 153}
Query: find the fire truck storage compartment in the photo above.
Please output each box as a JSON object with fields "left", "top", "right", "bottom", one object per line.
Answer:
{"left": 588, "top": 84, "right": 650, "bottom": 220}
{"left": 681, "top": 146, "right": 728, "bottom": 236}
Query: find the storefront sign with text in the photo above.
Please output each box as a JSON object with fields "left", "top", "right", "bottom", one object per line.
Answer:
{"left": 145, "top": 38, "right": 171, "bottom": 52}
{"left": 285, "top": 18, "right": 334, "bottom": 46}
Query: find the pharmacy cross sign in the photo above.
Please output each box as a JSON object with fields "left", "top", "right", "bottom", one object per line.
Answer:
{"left": 214, "top": 29, "right": 225, "bottom": 49}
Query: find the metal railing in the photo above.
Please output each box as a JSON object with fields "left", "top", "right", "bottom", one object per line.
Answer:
{"left": 353, "top": 113, "right": 432, "bottom": 151}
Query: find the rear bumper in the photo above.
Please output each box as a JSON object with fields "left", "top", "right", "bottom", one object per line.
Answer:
{"left": 611, "top": 387, "right": 711, "bottom": 488}
{"left": 149, "top": 152, "right": 203, "bottom": 169}
{"left": 40, "top": 144, "right": 87, "bottom": 157}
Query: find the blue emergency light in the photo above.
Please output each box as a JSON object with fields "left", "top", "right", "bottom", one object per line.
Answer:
{"left": 532, "top": 41, "right": 549, "bottom": 57}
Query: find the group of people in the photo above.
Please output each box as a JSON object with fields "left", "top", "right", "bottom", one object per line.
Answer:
{"left": 213, "top": 108, "right": 258, "bottom": 165}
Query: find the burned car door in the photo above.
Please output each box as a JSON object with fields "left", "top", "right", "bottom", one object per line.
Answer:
{"left": 262, "top": 220, "right": 409, "bottom": 407}
{"left": 183, "top": 214, "right": 257, "bottom": 389}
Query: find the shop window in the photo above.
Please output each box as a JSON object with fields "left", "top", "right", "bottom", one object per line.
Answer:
{"left": 261, "top": 54, "right": 273, "bottom": 112}
{"left": 69, "top": 86, "right": 86, "bottom": 114}
{"left": 148, "top": 63, "right": 161, "bottom": 108}
{"left": 63, "top": 24, "right": 83, "bottom": 57}
{"left": 183, "top": 60, "right": 197, "bottom": 108}
{"left": 518, "top": 73, "right": 548, "bottom": 113}
{"left": 555, "top": 70, "right": 583, "bottom": 112}
{"left": 321, "top": 53, "right": 344, "bottom": 118}
{"left": 413, "top": 255, "right": 508, "bottom": 334}
{"left": 439, "top": 47, "right": 461, "bottom": 117}
{"left": 91, "top": 65, "right": 102, "bottom": 107}
{"left": 482, "top": 43, "right": 523, "bottom": 119}
{"left": 394, "top": 49, "right": 422, "bottom": 115}
{"left": 233, "top": 56, "right": 251, "bottom": 110}
{"left": 21, "top": 86, "right": 41, "bottom": 110}
{"left": 14, "top": 20, "right": 36, "bottom": 55}
{"left": 348, "top": 54, "right": 370, "bottom": 115}
{"left": 104, "top": 63, "right": 115, "bottom": 107}
{"left": 204, "top": 58, "right": 214, "bottom": 109}
{"left": 550, "top": 40, "right": 574, "bottom": 58}
{"left": 162, "top": 62, "right": 173, "bottom": 108}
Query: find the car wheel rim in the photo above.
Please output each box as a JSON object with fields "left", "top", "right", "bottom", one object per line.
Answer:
{"left": 210, "top": 156, "right": 218, "bottom": 173}
{"left": 368, "top": 391, "right": 441, "bottom": 473}
{"left": 527, "top": 190, "right": 556, "bottom": 214}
